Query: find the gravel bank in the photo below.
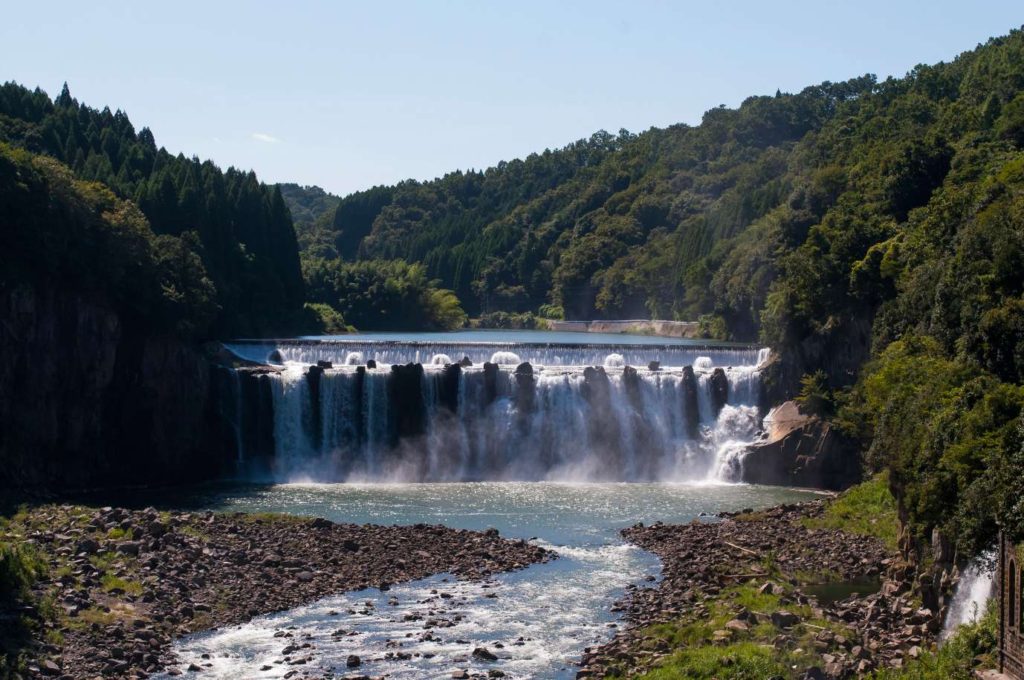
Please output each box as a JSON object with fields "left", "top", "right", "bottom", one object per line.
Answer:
{"left": 5, "top": 505, "right": 551, "bottom": 679}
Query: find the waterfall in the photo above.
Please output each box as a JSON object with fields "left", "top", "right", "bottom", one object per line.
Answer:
{"left": 941, "top": 550, "right": 995, "bottom": 639}
{"left": 222, "top": 340, "right": 769, "bottom": 482}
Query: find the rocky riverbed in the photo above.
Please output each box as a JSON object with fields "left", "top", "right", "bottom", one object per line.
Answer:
{"left": 3, "top": 504, "right": 551, "bottom": 679}
{"left": 578, "top": 501, "right": 934, "bottom": 678}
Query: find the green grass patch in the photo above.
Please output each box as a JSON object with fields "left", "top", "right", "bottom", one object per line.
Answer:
{"left": 640, "top": 641, "right": 789, "bottom": 679}
{"left": 100, "top": 574, "right": 143, "bottom": 596}
{"left": 624, "top": 581, "right": 858, "bottom": 679}
{"left": 0, "top": 543, "right": 46, "bottom": 602}
{"left": 178, "top": 524, "right": 209, "bottom": 540}
{"left": 88, "top": 551, "right": 119, "bottom": 573}
{"left": 106, "top": 527, "right": 133, "bottom": 541}
{"left": 803, "top": 473, "right": 899, "bottom": 550}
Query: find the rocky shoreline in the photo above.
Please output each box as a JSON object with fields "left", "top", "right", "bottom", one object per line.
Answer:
{"left": 4, "top": 505, "right": 552, "bottom": 679}
{"left": 578, "top": 501, "right": 934, "bottom": 678}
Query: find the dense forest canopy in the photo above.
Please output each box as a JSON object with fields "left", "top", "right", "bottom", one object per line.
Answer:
{"left": 0, "top": 83, "right": 305, "bottom": 337}
{"left": 276, "top": 182, "right": 341, "bottom": 258}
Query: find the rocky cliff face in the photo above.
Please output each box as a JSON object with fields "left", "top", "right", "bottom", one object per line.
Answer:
{"left": 763, "top": 316, "right": 874, "bottom": 404}
{"left": 740, "top": 401, "right": 862, "bottom": 490}
{"left": 0, "top": 284, "right": 233, "bottom": 492}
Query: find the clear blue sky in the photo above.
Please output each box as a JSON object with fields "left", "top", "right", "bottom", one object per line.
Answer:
{"left": 2, "top": 1, "right": 1021, "bottom": 196}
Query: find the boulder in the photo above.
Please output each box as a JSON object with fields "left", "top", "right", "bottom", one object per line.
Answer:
{"left": 739, "top": 401, "right": 862, "bottom": 490}
{"left": 771, "top": 610, "right": 801, "bottom": 628}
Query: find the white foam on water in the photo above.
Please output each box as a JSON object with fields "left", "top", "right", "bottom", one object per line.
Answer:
{"left": 490, "top": 351, "right": 522, "bottom": 366}
{"left": 603, "top": 353, "right": 625, "bottom": 368}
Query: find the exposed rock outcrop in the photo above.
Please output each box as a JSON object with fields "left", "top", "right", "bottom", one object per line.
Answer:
{"left": 0, "top": 284, "right": 232, "bottom": 492}
{"left": 739, "top": 401, "right": 862, "bottom": 490}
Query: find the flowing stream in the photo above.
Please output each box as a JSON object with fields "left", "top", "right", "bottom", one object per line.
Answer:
{"left": 155, "top": 482, "right": 820, "bottom": 679}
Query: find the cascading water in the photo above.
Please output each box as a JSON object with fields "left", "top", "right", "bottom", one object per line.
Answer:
{"left": 941, "top": 550, "right": 995, "bottom": 639}
{"left": 221, "top": 338, "right": 767, "bottom": 482}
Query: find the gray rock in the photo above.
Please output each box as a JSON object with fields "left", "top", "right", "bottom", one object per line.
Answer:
{"left": 770, "top": 610, "right": 800, "bottom": 628}
{"left": 116, "top": 541, "right": 142, "bottom": 556}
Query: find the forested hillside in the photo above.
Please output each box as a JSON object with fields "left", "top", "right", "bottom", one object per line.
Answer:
{"left": 312, "top": 28, "right": 1024, "bottom": 555}
{"left": 276, "top": 182, "right": 340, "bottom": 257}
{"left": 0, "top": 83, "right": 305, "bottom": 337}
{"left": 320, "top": 85, "right": 875, "bottom": 323}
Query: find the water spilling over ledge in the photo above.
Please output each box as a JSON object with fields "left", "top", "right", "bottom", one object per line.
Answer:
{"left": 216, "top": 337, "right": 770, "bottom": 482}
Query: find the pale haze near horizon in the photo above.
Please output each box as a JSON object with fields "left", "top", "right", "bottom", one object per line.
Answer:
{"left": 2, "top": 1, "right": 1021, "bottom": 196}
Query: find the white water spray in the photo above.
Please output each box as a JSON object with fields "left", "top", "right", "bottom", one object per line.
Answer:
{"left": 941, "top": 550, "right": 995, "bottom": 639}
{"left": 603, "top": 353, "right": 625, "bottom": 368}
{"left": 490, "top": 351, "right": 522, "bottom": 366}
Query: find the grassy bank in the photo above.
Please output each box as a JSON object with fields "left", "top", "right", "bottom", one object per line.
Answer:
{"left": 802, "top": 473, "right": 900, "bottom": 550}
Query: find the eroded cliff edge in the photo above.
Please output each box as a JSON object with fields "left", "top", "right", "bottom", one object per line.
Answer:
{"left": 0, "top": 284, "right": 233, "bottom": 491}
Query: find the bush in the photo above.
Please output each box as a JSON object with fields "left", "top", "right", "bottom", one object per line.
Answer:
{"left": 476, "top": 311, "right": 541, "bottom": 329}
{"left": 303, "top": 258, "right": 467, "bottom": 331}
{"left": 796, "top": 370, "right": 835, "bottom": 417}
{"left": 538, "top": 303, "right": 565, "bottom": 320}
{"left": 0, "top": 543, "right": 44, "bottom": 605}
{"left": 301, "top": 303, "right": 350, "bottom": 334}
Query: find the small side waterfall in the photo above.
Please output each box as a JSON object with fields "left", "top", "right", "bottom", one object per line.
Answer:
{"left": 941, "top": 550, "right": 995, "bottom": 639}
{"left": 220, "top": 341, "right": 768, "bottom": 483}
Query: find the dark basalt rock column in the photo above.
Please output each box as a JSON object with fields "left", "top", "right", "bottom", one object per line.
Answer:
{"left": 306, "top": 365, "right": 324, "bottom": 452}
{"left": 709, "top": 367, "right": 729, "bottom": 417}
{"left": 483, "top": 362, "right": 499, "bottom": 406}
{"left": 621, "top": 365, "right": 643, "bottom": 411}
{"left": 439, "top": 363, "right": 462, "bottom": 414}
{"left": 353, "top": 366, "right": 366, "bottom": 448}
{"left": 388, "top": 362, "right": 426, "bottom": 443}
{"left": 211, "top": 366, "right": 241, "bottom": 460}
{"left": 236, "top": 369, "right": 277, "bottom": 460}
{"left": 622, "top": 365, "right": 656, "bottom": 479}
{"left": 681, "top": 365, "right": 700, "bottom": 439}
{"left": 514, "top": 363, "right": 536, "bottom": 409}
{"left": 581, "top": 366, "right": 621, "bottom": 478}
{"left": 514, "top": 362, "right": 536, "bottom": 424}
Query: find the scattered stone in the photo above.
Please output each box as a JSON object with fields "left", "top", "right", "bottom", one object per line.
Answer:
{"left": 9, "top": 504, "right": 553, "bottom": 680}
